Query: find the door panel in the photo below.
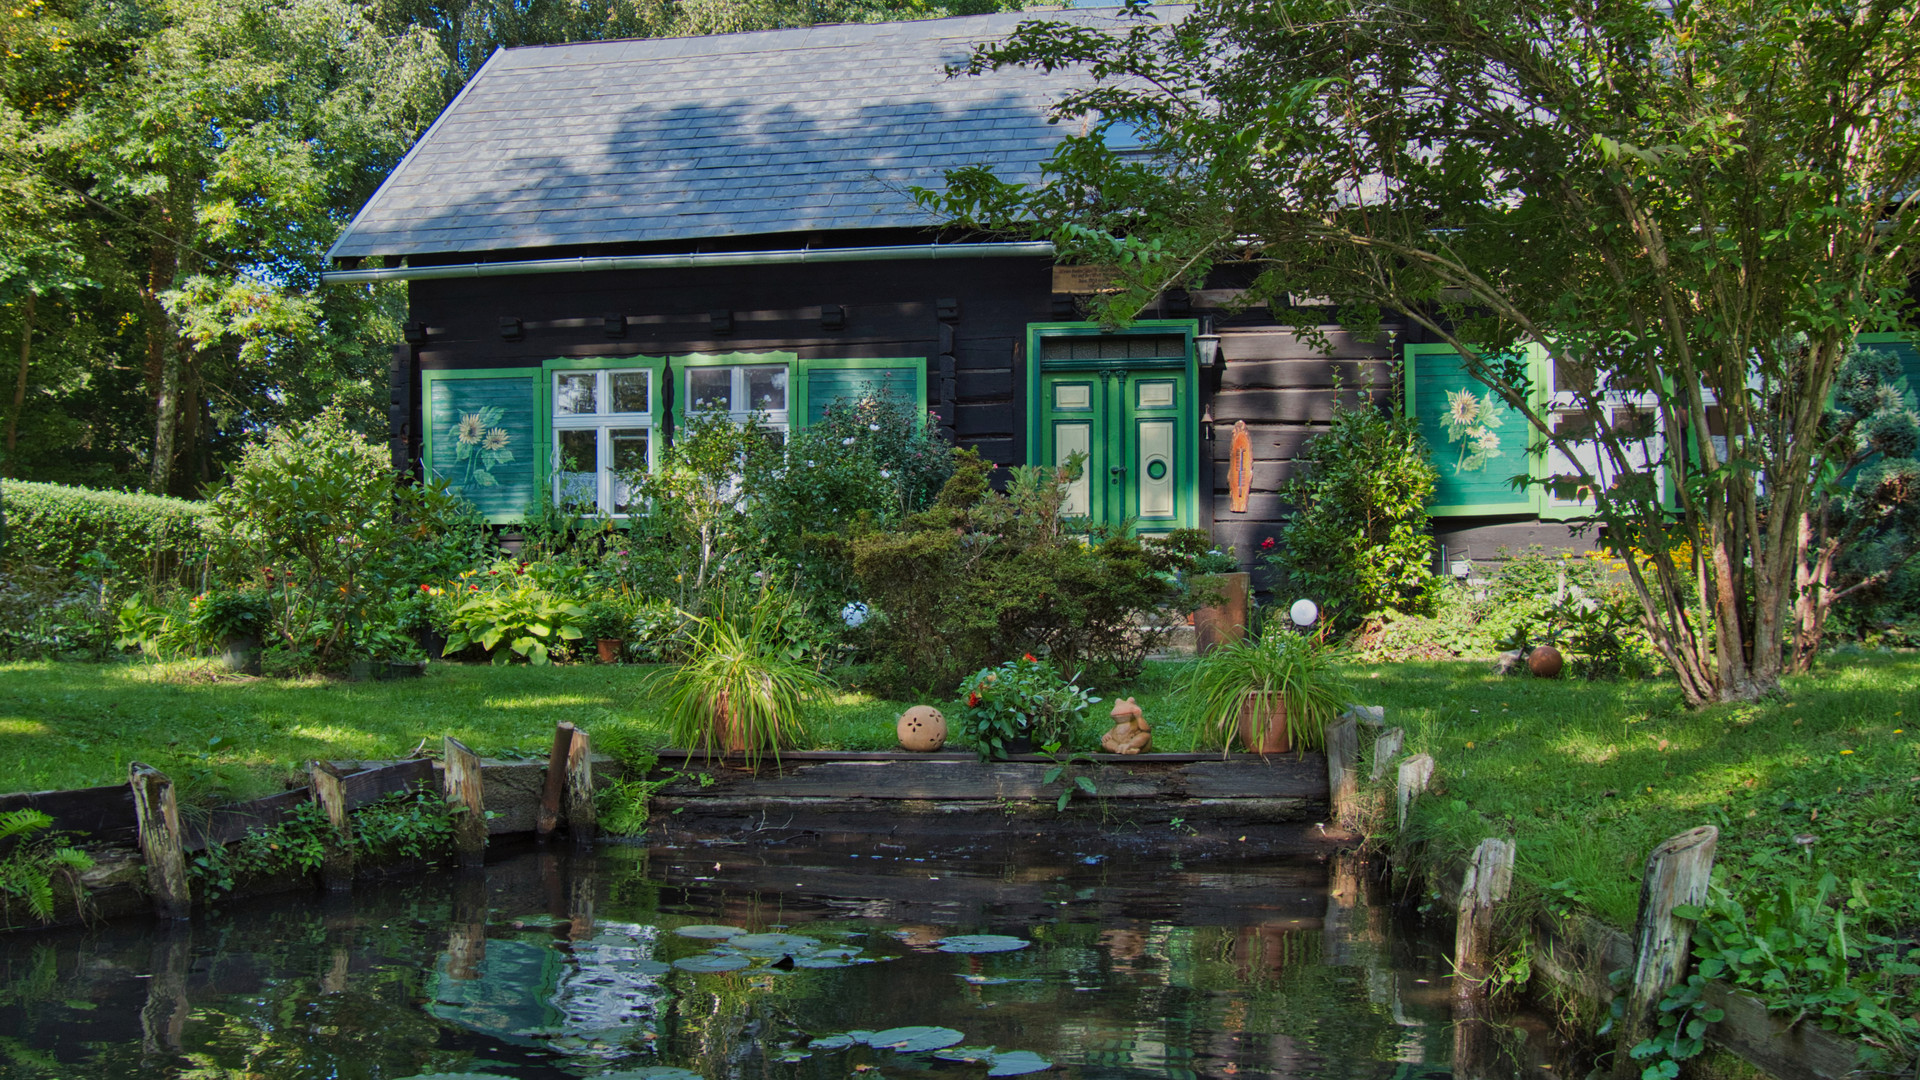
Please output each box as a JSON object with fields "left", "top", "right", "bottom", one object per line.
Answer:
{"left": 1038, "top": 368, "right": 1190, "bottom": 535}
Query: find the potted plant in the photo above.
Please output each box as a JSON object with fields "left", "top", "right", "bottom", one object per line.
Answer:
{"left": 188, "top": 588, "right": 271, "bottom": 674}
{"left": 582, "top": 597, "right": 629, "bottom": 664}
{"left": 957, "top": 654, "right": 1100, "bottom": 760}
{"left": 1188, "top": 547, "right": 1248, "bottom": 654}
{"left": 1182, "top": 629, "right": 1350, "bottom": 755}
{"left": 398, "top": 584, "right": 453, "bottom": 659}
{"left": 641, "top": 600, "right": 835, "bottom": 768}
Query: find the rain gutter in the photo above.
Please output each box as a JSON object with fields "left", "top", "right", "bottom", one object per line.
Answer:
{"left": 319, "top": 241, "right": 1058, "bottom": 285}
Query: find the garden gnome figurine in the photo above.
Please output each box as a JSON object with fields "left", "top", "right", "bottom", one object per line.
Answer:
{"left": 896, "top": 705, "right": 947, "bottom": 752}
{"left": 1101, "top": 698, "right": 1152, "bottom": 754}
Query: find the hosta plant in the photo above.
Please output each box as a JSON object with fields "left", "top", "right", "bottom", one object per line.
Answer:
{"left": 444, "top": 579, "right": 586, "bottom": 665}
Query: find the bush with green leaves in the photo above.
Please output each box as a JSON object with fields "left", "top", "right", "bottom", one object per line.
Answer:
{"left": 207, "top": 409, "right": 483, "bottom": 668}
{"left": 622, "top": 409, "right": 784, "bottom": 608}
{"left": 956, "top": 654, "right": 1100, "bottom": 759}
{"left": 187, "top": 587, "right": 271, "bottom": 644}
{"left": 443, "top": 574, "right": 586, "bottom": 665}
{"left": 0, "top": 559, "right": 119, "bottom": 659}
{"left": 851, "top": 450, "right": 1209, "bottom": 693}
{"left": 1, "top": 480, "right": 211, "bottom": 589}
{"left": 1265, "top": 396, "right": 1436, "bottom": 632}
{"left": 0, "top": 810, "right": 94, "bottom": 926}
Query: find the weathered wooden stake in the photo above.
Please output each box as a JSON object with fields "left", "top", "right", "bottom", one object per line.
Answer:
{"left": 442, "top": 736, "right": 487, "bottom": 868}
{"left": 1370, "top": 727, "right": 1405, "bottom": 781}
{"left": 536, "top": 721, "right": 576, "bottom": 843}
{"left": 1325, "top": 716, "right": 1359, "bottom": 827}
{"left": 446, "top": 870, "right": 488, "bottom": 981}
{"left": 128, "top": 762, "right": 191, "bottom": 920}
{"left": 1396, "top": 752, "right": 1434, "bottom": 830}
{"left": 1453, "top": 837, "right": 1516, "bottom": 1002}
{"left": 566, "top": 726, "right": 596, "bottom": 847}
{"left": 307, "top": 760, "right": 354, "bottom": 891}
{"left": 1614, "top": 825, "right": 1719, "bottom": 1080}
{"left": 139, "top": 925, "right": 193, "bottom": 1055}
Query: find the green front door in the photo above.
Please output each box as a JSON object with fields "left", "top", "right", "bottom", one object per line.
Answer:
{"left": 1029, "top": 324, "right": 1199, "bottom": 535}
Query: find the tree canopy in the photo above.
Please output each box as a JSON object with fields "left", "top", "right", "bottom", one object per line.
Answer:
{"left": 924, "top": 0, "right": 1920, "bottom": 702}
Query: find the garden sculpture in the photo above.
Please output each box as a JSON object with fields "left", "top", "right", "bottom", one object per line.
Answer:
{"left": 1101, "top": 698, "right": 1152, "bottom": 754}
{"left": 896, "top": 705, "right": 948, "bottom": 752}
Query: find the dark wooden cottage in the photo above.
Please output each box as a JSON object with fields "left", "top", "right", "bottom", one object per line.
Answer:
{"left": 328, "top": 9, "right": 1920, "bottom": 572}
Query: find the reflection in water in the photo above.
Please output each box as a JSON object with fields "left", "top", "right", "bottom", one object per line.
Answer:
{"left": 0, "top": 836, "right": 1586, "bottom": 1079}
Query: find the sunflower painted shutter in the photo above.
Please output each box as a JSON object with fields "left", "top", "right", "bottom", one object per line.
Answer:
{"left": 1404, "top": 343, "right": 1540, "bottom": 515}
{"left": 421, "top": 368, "right": 541, "bottom": 523}
{"left": 1857, "top": 334, "right": 1920, "bottom": 412}
{"left": 794, "top": 357, "right": 927, "bottom": 426}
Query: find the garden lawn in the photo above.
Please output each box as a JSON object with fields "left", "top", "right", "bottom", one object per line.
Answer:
{"left": 0, "top": 659, "right": 1185, "bottom": 804}
{"left": 1361, "top": 653, "right": 1920, "bottom": 940}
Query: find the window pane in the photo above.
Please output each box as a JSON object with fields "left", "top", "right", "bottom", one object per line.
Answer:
{"left": 611, "top": 428, "right": 648, "bottom": 514}
{"left": 745, "top": 366, "right": 787, "bottom": 412}
{"left": 688, "top": 367, "right": 732, "bottom": 413}
{"left": 610, "top": 371, "right": 649, "bottom": 414}
{"left": 556, "top": 372, "right": 597, "bottom": 416}
{"left": 557, "top": 429, "right": 599, "bottom": 506}
{"left": 1554, "top": 361, "right": 1597, "bottom": 397}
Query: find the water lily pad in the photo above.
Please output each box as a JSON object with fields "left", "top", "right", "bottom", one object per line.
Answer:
{"left": 672, "top": 953, "right": 751, "bottom": 972}
{"left": 935, "top": 935, "right": 1029, "bottom": 953}
{"left": 955, "top": 975, "right": 1039, "bottom": 985}
{"left": 597, "top": 1069, "right": 706, "bottom": 1080}
{"left": 808, "top": 1031, "right": 871, "bottom": 1051}
{"left": 673, "top": 924, "right": 746, "bottom": 940}
{"left": 987, "top": 1050, "right": 1053, "bottom": 1075}
{"left": 793, "top": 956, "right": 859, "bottom": 969}
{"left": 867, "top": 1026, "right": 966, "bottom": 1052}
{"left": 627, "top": 958, "right": 672, "bottom": 976}
{"left": 728, "top": 933, "right": 820, "bottom": 954}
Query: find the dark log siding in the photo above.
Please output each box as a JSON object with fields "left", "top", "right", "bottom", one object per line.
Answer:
{"left": 398, "top": 258, "right": 1588, "bottom": 578}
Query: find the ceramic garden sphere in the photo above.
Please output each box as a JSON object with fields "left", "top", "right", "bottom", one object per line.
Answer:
{"left": 897, "top": 705, "right": 948, "bottom": 752}
{"left": 1528, "top": 645, "right": 1565, "bottom": 678}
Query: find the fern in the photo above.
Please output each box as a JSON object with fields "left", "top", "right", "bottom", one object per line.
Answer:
{"left": 0, "top": 810, "right": 93, "bottom": 923}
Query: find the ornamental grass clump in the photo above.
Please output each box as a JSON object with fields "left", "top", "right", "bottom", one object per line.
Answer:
{"left": 1182, "top": 630, "right": 1351, "bottom": 754}
{"left": 643, "top": 592, "right": 837, "bottom": 768}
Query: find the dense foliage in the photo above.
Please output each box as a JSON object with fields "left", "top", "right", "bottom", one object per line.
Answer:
{"left": 1, "top": 480, "right": 210, "bottom": 586}
{"left": 1265, "top": 397, "right": 1436, "bottom": 632}
{"left": 924, "top": 0, "right": 1920, "bottom": 703}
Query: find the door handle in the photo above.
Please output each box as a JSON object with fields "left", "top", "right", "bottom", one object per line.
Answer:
{"left": 1109, "top": 466, "right": 1127, "bottom": 480}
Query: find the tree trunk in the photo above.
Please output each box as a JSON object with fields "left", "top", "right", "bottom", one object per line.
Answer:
{"left": 5, "top": 291, "right": 32, "bottom": 477}
{"left": 149, "top": 339, "right": 182, "bottom": 494}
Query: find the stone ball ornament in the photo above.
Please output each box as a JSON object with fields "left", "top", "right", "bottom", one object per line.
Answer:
{"left": 1527, "top": 645, "right": 1565, "bottom": 679}
{"left": 896, "top": 705, "right": 948, "bottom": 752}
{"left": 1289, "top": 598, "right": 1319, "bottom": 628}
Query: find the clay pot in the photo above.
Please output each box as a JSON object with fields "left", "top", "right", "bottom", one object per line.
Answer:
{"left": 1527, "top": 645, "right": 1565, "bottom": 678}
{"left": 1235, "top": 692, "right": 1291, "bottom": 754}
{"left": 896, "top": 705, "right": 948, "bottom": 752}
{"left": 217, "top": 633, "right": 261, "bottom": 676}
{"left": 1193, "top": 572, "right": 1252, "bottom": 655}
{"left": 597, "top": 638, "right": 625, "bottom": 664}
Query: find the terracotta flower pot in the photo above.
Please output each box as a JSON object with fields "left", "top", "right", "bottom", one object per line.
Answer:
{"left": 597, "top": 638, "right": 625, "bottom": 664}
{"left": 1194, "top": 572, "right": 1251, "bottom": 655}
{"left": 1235, "top": 692, "right": 1292, "bottom": 755}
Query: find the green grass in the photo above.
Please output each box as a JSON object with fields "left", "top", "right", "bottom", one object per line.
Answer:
{"left": 0, "top": 658, "right": 1189, "bottom": 803}
{"left": 1359, "top": 653, "right": 1920, "bottom": 938}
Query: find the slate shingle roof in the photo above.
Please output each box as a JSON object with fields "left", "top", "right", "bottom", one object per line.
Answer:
{"left": 329, "top": 9, "right": 1140, "bottom": 260}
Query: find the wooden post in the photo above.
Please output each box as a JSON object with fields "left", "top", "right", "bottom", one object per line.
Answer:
{"left": 1396, "top": 752, "right": 1434, "bottom": 830}
{"left": 1370, "top": 727, "right": 1405, "bottom": 781}
{"left": 446, "top": 869, "right": 488, "bottom": 981}
{"left": 1614, "top": 826, "right": 1719, "bottom": 1080}
{"left": 1453, "top": 838, "right": 1516, "bottom": 1002}
{"left": 1325, "top": 716, "right": 1359, "bottom": 827}
{"left": 307, "top": 760, "right": 354, "bottom": 891}
{"left": 566, "top": 726, "right": 596, "bottom": 847}
{"left": 139, "top": 925, "right": 193, "bottom": 1056}
{"left": 129, "top": 762, "right": 191, "bottom": 920}
{"left": 537, "top": 721, "right": 576, "bottom": 843}
{"left": 442, "top": 736, "right": 487, "bottom": 868}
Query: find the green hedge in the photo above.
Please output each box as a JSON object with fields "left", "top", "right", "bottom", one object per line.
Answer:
{"left": 2, "top": 480, "right": 212, "bottom": 585}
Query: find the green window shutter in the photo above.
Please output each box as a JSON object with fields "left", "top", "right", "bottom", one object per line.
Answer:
{"left": 1404, "top": 343, "right": 1540, "bottom": 515}
{"left": 1857, "top": 333, "right": 1919, "bottom": 411}
{"left": 795, "top": 357, "right": 927, "bottom": 426}
{"left": 422, "top": 369, "right": 542, "bottom": 523}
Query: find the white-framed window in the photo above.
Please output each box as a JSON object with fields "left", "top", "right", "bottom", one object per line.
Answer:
{"left": 1543, "top": 360, "right": 1665, "bottom": 508}
{"left": 552, "top": 367, "right": 653, "bottom": 515}
{"left": 685, "top": 363, "right": 789, "bottom": 432}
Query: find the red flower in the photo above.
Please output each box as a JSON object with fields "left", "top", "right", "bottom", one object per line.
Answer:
{"left": 469, "top": 584, "right": 480, "bottom": 591}
{"left": 419, "top": 584, "right": 430, "bottom": 592}
{"left": 1261, "top": 536, "right": 1276, "bottom": 550}
{"left": 1022, "top": 653, "right": 1037, "bottom": 662}
{"left": 967, "top": 692, "right": 981, "bottom": 706}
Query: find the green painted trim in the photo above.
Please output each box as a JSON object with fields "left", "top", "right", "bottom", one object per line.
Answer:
{"left": 420, "top": 367, "right": 543, "bottom": 524}
{"left": 793, "top": 355, "right": 929, "bottom": 426}
{"left": 539, "top": 355, "right": 668, "bottom": 522}
{"left": 1026, "top": 320, "right": 1200, "bottom": 534}
{"left": 1857, "top": 332, "right": 1920, "bottom": 348}
{"left": 1403, "top": 342, "right": 1545, "bottom": 517}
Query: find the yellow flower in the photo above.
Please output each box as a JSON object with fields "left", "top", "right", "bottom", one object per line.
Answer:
{"left": 1840, "top": 750, "right": 1854, "bottom": 755}
{"left": 455, "top": 412, "right": 486, "bottom": 445}
{"left": 483, "top": 427, "right": 510, "bottom": 451}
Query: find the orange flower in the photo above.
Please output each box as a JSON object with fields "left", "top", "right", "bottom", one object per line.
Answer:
{"left": 968, "top": 692, "right": 981, "bottom": 707}
{"left": 1023, "top": 653, "right": 1037, "bottom": 662}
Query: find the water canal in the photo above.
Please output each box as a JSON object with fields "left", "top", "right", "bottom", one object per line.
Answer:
{"left": 0, "top": 830, "right": 1587, "bottom": 1079}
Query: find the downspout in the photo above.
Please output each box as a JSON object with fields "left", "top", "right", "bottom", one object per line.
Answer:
{"left": 318, "top": 241, "right": 1058, "bottom": 285}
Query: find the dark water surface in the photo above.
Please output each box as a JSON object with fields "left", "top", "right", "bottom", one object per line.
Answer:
{"left": 0, "top": 830, "right": 1585, "bottom": 1079}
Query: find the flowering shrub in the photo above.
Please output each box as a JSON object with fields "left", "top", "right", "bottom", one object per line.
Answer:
{"left": 956, "top": 654, "right": 1100, "bottom": 760}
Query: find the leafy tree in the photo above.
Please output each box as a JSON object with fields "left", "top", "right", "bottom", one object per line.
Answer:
{"left": 923, "top": 0, "right": 1920, "bottom": 702}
